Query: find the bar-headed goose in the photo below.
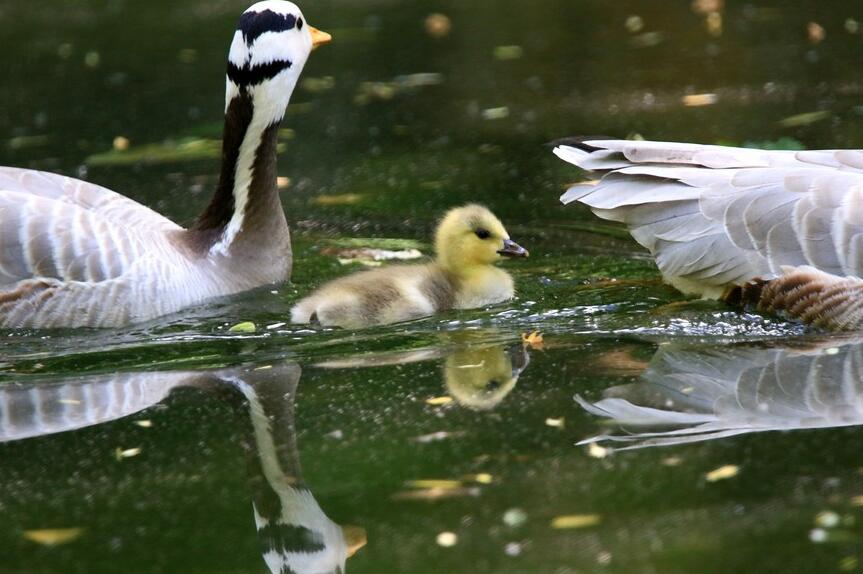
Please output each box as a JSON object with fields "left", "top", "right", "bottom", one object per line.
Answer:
{"left": 0, "top": 1, "right": 330, "bottom": 329}
{"left": 554, "top": 139, "right": 863, "bottom": 330}
{"left": 290, "top": 204, "right": 529, "bottom": 328}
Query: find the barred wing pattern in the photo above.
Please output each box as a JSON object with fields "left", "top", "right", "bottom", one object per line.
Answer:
{"left": 0, "top": 168, "right": 195, "bottom": 328}
{"left": 576, "top": 338, "right": 863, "bottom": 450}
{"left": 0, "top": 371, "right": 195, "bottom": 443}
{"left": 554, "top": 141, "right": 863, "bottom": 301}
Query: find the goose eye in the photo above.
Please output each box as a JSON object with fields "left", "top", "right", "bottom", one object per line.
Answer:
{"left": 297, "top": 17, "right": 303, "bottom": 29}
{"left": 475, "top": 229, "right": 491, "bottom": 240}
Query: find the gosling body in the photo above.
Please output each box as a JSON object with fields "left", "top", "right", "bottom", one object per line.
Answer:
{"left": 291, "top": 205, "right": 527, "bottom": 328}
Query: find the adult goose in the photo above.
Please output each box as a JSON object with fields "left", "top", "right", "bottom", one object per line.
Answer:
{"left": 0, "top": 1, "right": 330, "bottom": 328}
{"left": 554, "top": 139, "right": 863, "bottom": 330}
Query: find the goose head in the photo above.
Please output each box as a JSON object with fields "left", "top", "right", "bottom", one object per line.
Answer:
{"left": 435, "top": 204, "right": 528, "bottom": 274}
{"left": 226, "top": 1, "right": 331, "bottom": 121}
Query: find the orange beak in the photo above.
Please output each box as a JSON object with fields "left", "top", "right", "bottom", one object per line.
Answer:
{"left": 309, "top": 26, "right": 332, "bottom": 50}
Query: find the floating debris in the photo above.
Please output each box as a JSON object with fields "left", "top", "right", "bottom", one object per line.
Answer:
{"left": 465, "top": 473, "right": 494, "bottom": 484}
{"left": 777, "top": 110, "right": 830, "bottom": 128}
{"left": 705, "top": 464, "right": 739, "bottom": 482}
{"left": 276, "top": 176, "right": 290, "bottom": 189}
{"left": 112, "top": 136, "right": 130, "bottom": 151}
{"left": 23, "top": 528, "right": 84, "bottom": 546}
{"left": 266, "top": 322, "right": 286, "bottom": 330}
{"left": 392, "top": 486, "right": 480, "bottom": 501}
{"left": 311, "top": 193, "right": 364, "bottom": 206}
{"left": 691, "top": 0, "right": 724, "bottom": 15}
{"left": 850, "top": 495, "right": 863, "bottom": 507}
{"left": 624, "top": 15, "right": 644, "bottom": 33}
{"left": 522, "top": 331, "right": 544, "bottom": 349}
{"left": 426, "top": 396, "right": 454, "bottom": 406}
{"left": 682, "top": 93, "right": 718, "bottom": 107}
{"left": 815, "top": 511, "right": 841, "bottom": 528}
{"left": 550, "top": 514, "right": 601, "bottom": 529}
{"left": 481, "top": 107, "right": 510, "bottom": 121}
{"left": 228, "top": 321, "right": 257, "bottom": 333}
{"left": 662, "top": 456, "right": 683, "bottom": 467}
{"left": 436, "top": 532, "right": 458, "bottom": 547}
{"left": 115, "top": 447, "right": 142, "bottom": 460}
{"left": 586, "top": 442, "right": 610, "bottom": 459}
{"left": 504, "top": 542, "right": 523, "bottom": 556}
{"left": 494, "top": 45, "right": 523, "bottom": 61}
{"left": 300, "top": 76, "right": 335, "bottom": 93}
{"left": 354, "top": 73, "right": 444, "bottom": 105}
{"left": 545, "top": 417, "right": 564, "bottom": 428}
{"left": 84, "top": 51, "right": 101, "bottom": 68}
{"left": 846, "top": 18, "right": 860, "bottom": 34}
{"left": 425, "top": 13, "right": 452, "bottom": 39}
{"left": 413, "top": 430, "right": 466, "bottom": 443}
{"left": 503, "top": 508, "right": 528, "bottom": 527}
{"left": 406, "top": 479, "right": 462, "bottom": 489}
{"left": 87, "top": 137, "right": 222, "bottom": 166}
{"left": 629, "top": 31, "right": 664, "bottom": 48}
{"left": 7, "top": 135, "right": 50, "bottom": 150}
{"left": 808, "top": 21, "right": 826, "bottom": 44}
{"left": 133, "top": 420, "right": 152, "bottom": 428}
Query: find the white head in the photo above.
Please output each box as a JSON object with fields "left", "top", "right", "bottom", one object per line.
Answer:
{"left": 225, "top": 1, "right": 331, "bottom": 121}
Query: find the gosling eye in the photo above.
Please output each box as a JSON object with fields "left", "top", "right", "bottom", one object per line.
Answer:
{"left": 297, "top": 17, "right": 303, "bottom": 29}
{"left": 475, "top": 228, "right": 491, "bottom": 240}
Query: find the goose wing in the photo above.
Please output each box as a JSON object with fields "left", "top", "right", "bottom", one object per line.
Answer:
{"left": 0, "top": 168, "right": 181, "bottom": 285}
{"left": 554, "top": 140, "right": 863, "bottom": 297}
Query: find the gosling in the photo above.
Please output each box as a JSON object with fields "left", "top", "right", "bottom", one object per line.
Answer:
{"left": 290, "top": 204, "right": 528, "bottom": 328}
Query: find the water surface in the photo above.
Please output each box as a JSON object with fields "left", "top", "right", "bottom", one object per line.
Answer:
{"left": 2, "top": 0, "right": 863, "bottom": 572}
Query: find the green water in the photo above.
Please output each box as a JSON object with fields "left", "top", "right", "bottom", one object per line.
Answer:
{"left": 2, "top": 0, "right": 863, "bottom": 572}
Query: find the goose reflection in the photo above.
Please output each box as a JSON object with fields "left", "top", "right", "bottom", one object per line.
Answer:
{"left": 316, "top": 339, "right": 530, "bottom": 410}
{"left": 577, "top": 337, "right": 863, "bottom": 450}
{"left": 0, "top": 365, "right": 364, "bottom": 573}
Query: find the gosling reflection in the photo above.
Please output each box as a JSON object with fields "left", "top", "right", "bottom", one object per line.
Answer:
{"left": 225, "top": 365, "right": 366, "bottom": 574}
{"left": 316, "top": 341, "right": 530, "bottom": 410}
{"left": 577, "top": 337, "right": 863, "bottom": 450}
{"left": 444, "top": 344, "right": 529, "bottom": 410}
{"left": 0, "top": 366, "right": 365, "bottom": 573}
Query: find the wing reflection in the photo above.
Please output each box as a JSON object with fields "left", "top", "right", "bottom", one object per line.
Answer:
{"left": 316, "top": 340, "right": 530, "bottom": 411}
{"left": 577, "top": 337, "right": 863, "bottom": 450}
{"left": 0, "top": 365, "right": 364, "bottom": 573}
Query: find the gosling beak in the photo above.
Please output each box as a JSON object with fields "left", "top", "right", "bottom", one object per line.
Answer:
{"left": 309, "top": 26, "right": 332, "bottom": 50}
{"left": 498, "top": 238, "right": 529, "bottom": 258}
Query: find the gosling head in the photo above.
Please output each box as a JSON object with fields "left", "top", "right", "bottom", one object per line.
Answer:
{"left": 435, "top": 204, "right": 528, "bottom": 274}
{"left": 226, "top": 1, "right": 331, "bottom": 117}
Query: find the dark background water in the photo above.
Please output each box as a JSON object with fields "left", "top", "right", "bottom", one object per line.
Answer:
{"left": 1, "top": 0, "right": 863, "bottom": 572}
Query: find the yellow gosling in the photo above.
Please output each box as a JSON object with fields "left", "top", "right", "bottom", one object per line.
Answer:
{"left": 290, "top": 204, "right": 528, "bottom": 328}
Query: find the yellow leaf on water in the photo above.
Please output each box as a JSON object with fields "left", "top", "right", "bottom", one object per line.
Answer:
{"left": 405, "top": 479, "right": 462, "bottom": 489}
{"left": 115, "top": 447, "right": 142, "bottom": 460}
{"left": 228, "top": 321, "right": 256, "bottom": 333}
{"left": 550, "top": 514, "right": 602, "bottom": 529}
{"left": 705, "top": 464, "right": 739, "bottom": 482}
{"left": 682, "top": 93, "right": 718, "bottom": 107}
{"left": 426, "top": 396, "right": 453, "bottom": 406}
{"left": 311, "top": 193, "right": 364, "bottom": 206}
{"left": 23, "top": 528, "right": 84, "bottom": 546}
{"left": 522, "top": 331, "right": 545, "bottom": 349}
{"left": 777, "top": 110, "right": 830, "bottom": 128}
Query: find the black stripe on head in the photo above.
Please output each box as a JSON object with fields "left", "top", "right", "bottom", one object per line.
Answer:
{"left": 257, "top": 522, "right": 326, "bottom": 554}
{"left": 239, "top": 9, "right": 298, "bottom": 47}
{"left": 227, "top": 59, "right": 293, "bottom": 88}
